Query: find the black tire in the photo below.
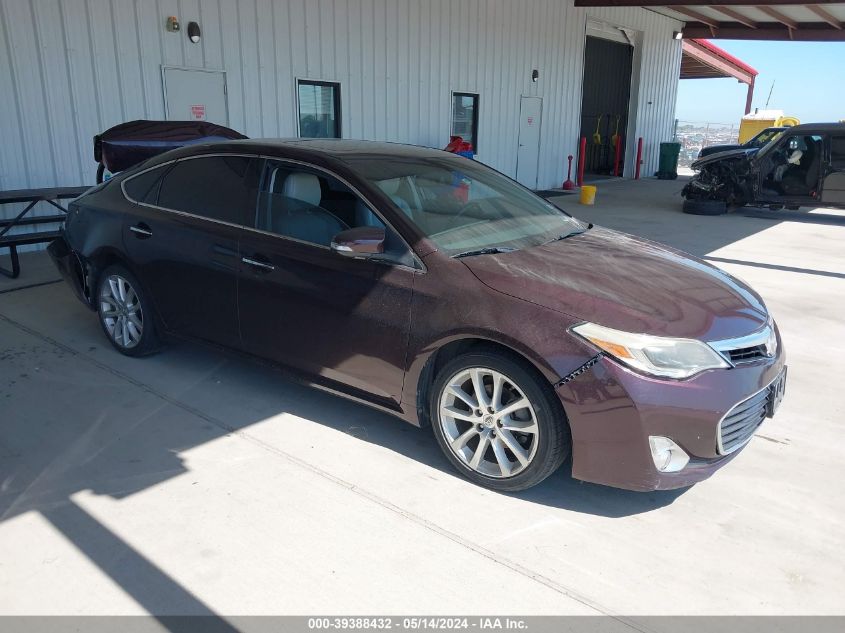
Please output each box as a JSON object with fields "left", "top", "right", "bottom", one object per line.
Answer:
{"left": 430, "top": 349, "right": 570, "bottom": 492}
{"left": 95, "top": 264, "right": 161, "bottom": 357}
{"left": 683, "top": 197, "right": 727, "bottom": 216}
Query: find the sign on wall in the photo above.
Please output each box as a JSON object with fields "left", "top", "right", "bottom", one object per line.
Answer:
{"left": 162, "top": 67, "right": 228, "bottom": 125}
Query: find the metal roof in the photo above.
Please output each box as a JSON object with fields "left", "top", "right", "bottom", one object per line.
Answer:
{"left": 681, "top": 39, "right": 758, "bottom": 82}
{"left": 678, "top": 38, "right": 759, "bottom": 113}
{"left": 573, "top": 2, "right": 845, "bottom": 40}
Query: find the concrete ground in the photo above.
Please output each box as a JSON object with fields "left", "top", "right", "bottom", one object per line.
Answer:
{"left": 1, "top": 178, "right": 843, "bottom": 619}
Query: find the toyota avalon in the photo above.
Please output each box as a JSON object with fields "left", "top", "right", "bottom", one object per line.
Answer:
{"left": 49, "top": 139, "right": 786, "bottom": 492}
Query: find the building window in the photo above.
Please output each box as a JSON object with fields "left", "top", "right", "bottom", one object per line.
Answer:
{"left": 451, "top": 92, "right": 479, "bottom": 152}
{"left": 298, "top": 80, "right": 341, "bottom": 138}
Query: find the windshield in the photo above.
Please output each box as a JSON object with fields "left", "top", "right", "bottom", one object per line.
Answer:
{"left": 347, "top": 153, "right": 584, "bottom": 256}
{"left": 749, "top": 128, "right": 785, "bottom": 148}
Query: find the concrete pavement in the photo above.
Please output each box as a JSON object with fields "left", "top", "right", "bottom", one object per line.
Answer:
{"left": 1, "top": 178, "right": 843, "bottom": 618}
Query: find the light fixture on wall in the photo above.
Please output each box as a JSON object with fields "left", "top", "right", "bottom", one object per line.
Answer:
{"left": 673, "top": 30, "right": 683, "bottom": 40}
{"left": 166, "top": 16, "right": 180, "bottom": 32}
{"left": 187, "top": 21, "right": 201, "bottom": 43}
{"left": 531, "top": 69, "right": 539, "bottom": 83}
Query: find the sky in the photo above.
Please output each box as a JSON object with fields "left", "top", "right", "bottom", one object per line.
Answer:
{"left": 675, "top": 40, "right": 845, "bottom": 127}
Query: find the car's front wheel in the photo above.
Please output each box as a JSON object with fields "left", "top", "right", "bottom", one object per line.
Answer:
{"left": 430, "top": 350, "right": 570, "bottom": 491}
{"left": 96, "top": 264, "right": 160, "bottom": 357}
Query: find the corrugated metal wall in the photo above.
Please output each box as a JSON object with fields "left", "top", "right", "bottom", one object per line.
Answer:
{"left": 0, "top": 0, "right": 682, "bottom": 230}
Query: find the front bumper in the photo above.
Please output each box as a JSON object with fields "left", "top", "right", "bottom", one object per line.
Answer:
{"left": 556, "top": 353, "right": 786, "bottom": 491}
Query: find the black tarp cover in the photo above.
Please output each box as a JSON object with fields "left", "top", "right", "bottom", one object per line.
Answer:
{"left": 93, "top": 120, "right": 248, "bottom": 173}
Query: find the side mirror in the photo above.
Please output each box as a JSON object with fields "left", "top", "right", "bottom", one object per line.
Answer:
{"left": 330, "top": 226, "right": 385, "bottom": 258}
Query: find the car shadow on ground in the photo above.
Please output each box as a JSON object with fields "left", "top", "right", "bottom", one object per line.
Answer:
{"left": 508, "top": 462, "right": 688, "bottom": 517}
{"left": 741, "top": 205, "right": 845, "bottom": 226}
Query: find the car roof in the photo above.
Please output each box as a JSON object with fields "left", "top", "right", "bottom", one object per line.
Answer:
{"left": 144, "top": 138, "right": 452, "bottom": 166}
{"left": 786, "top": 123, "right": 845, "bottom": 133}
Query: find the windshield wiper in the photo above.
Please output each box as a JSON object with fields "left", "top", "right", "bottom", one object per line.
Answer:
{"left": 452, "top": 246, "right": 516, "bottom": 259}
{"left": 544, "top": 223, "right": 592, "bottom": 244}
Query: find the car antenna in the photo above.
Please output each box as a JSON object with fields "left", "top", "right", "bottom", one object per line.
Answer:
{"left": 764, "top": 80, "right": 775, "bottom": 109}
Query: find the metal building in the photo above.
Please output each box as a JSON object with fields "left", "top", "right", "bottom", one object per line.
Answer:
{"left": 0, "top": 0, "right": 683, "bottom": 225}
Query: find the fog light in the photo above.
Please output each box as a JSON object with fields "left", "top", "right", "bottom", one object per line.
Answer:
{"left": 649, "top": 436, "right": 689, "bottom": 473}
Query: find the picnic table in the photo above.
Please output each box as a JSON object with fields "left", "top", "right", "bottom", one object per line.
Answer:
{"left": 0, "top": 186, "right": 90, "bottom": 279}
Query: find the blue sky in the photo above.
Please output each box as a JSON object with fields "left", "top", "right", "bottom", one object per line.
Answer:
{"left": 675, "top": 40, "right": 845, "bottom": 126}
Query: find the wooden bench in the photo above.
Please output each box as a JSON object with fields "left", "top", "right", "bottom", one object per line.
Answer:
{"left": 0, "top": 187, "right": 89, "bottom": 279}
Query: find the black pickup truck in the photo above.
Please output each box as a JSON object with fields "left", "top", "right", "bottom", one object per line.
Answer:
{"left": 683, "top": 123, "right": 845, "bottom": 215}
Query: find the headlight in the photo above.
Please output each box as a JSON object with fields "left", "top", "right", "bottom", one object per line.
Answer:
{"left": 765, "top": 322, "right": 778, "bottom": 358}
{"left": 571, "top": 322, "right": 730, "bottom": 379}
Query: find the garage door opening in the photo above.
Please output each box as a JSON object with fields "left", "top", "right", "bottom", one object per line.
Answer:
{"left": 579, "top": 32, "right": 633, "bottom": 177}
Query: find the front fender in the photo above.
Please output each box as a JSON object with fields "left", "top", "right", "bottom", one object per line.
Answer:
{"left": 399, "top": 255, "right": 597, "bottom": 425}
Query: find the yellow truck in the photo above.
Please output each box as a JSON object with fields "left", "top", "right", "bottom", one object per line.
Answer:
{"left": 738, "top": 109, "right": 800, "bottom": 144}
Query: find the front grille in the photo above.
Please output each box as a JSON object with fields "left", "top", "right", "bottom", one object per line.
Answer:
{"left": 711, "top": 323, "right": 776, "bottom": 366}
{"left": 718, "top": 388, "right": 769, "bottom": 454}
{"left": 727, "top": 344, "right": 769, "bottom": 363}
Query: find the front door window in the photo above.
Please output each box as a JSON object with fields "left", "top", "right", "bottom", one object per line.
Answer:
{"left": 762, "top": 134, "right": 824, "bottom": 198}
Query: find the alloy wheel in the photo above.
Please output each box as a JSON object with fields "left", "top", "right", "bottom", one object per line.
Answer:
{"left": 438, "top": 367, "right": 539, "bottom": 478}
{"left": 99, "top": 274, "right": 144, "bottom": 349}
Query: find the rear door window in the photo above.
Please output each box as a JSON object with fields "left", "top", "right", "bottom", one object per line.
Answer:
{"left": 831, "top": 137, "right": 845, "bottom": 169}
{"left": 124, "top": 165, "right": 169, "bottom": 204}
{"left": 158, "top": 155, "right": 258, "bottom": 225}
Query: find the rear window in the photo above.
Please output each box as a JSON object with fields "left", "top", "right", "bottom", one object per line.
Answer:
{"left": 123, "top": 165, "right": 169, "bottom": 204}
{"left": 157, "top": 155, "right": 257, "bottom": 224}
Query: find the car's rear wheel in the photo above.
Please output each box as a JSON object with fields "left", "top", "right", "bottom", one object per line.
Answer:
{"left": 430, "top": 350, "right": 569, "bottom": 491}
{"left": 682, "top": 197, "right": 728, "bottom": 216}
{"left": 96, "top": 264, "right": 160, "bottom": 357}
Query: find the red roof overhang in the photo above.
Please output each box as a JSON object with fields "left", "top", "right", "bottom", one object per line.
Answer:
{"left": 681, "top": 38, "right": 758, "bottom": 84}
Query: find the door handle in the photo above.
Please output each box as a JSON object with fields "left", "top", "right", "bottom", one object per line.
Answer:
{"left": 241, "top": 256, "right": 275, "bottom": 271}
{"left": 130, "top": 223, "right": 153, "bottom": 238}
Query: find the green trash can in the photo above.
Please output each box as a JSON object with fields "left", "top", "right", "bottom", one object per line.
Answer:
{"left": 656, "top": 142, "right": 681, "bottom": 180}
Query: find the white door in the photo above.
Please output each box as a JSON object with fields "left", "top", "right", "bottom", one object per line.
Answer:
{"left": 163, "top": 68, "right": 229, "bottom": 125}
{"left": 516, "top": 97, "right": 543, "bottom": 188}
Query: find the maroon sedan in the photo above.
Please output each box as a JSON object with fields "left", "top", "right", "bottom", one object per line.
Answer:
{"left": 49, "top": 139, "right": 787, "bottom": 492}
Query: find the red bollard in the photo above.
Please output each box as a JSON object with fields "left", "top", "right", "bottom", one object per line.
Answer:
{"left": 612, "top": 136, "right": 624, "bottom": 177}
{"left": 635, "top": 137, "right": 643, "bottom": 180}
{"left": 577, "top": 137, "right": 587, "bottom": 187}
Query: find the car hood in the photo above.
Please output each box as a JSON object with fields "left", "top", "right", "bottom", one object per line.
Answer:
{"left": 462, "top": 227, "right": 768, "bottom": 341}
{"left": 692, "top": 147, "right": 758, "bottom": 169}
{"left": 699, "top": 143, "right": 743, "bottom": 158}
